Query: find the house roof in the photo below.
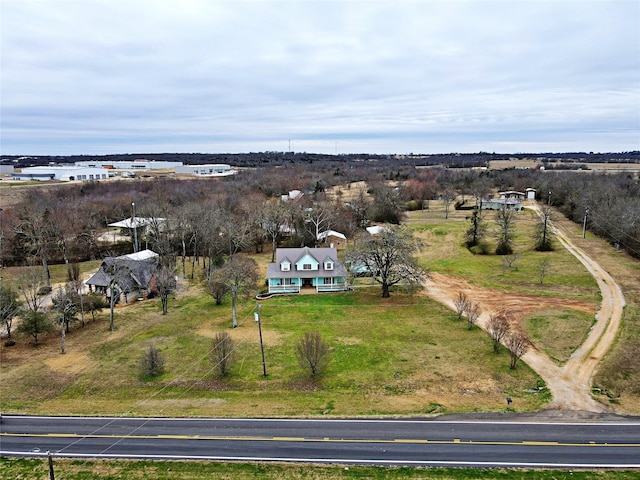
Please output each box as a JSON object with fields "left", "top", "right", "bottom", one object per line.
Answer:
{"left": 108, "top": 217, "right": 164, "bottom": 228}
{"left": 267, "top": 247, "right": 348, "bottom": 279}
{"left": 86, "top": 251, "right": 159, "bottom": 292}
{"left": 317, "top": 230, "right": 347, "bottom": 240}
{"left": 366, "top": 226, "right": 388, "bottom": 235}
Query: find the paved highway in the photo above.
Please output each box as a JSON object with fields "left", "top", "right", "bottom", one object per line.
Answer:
{"left": 1, "top": 415, "right": 640, "bottom": 468}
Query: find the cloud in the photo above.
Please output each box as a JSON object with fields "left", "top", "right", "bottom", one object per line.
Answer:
{"left": 1, "top": 0, "right": 638, "bottom": 155}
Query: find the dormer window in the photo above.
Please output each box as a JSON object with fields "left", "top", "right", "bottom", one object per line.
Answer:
{"left": 281, "top": 261, "right": 291, "bottom": 272}
{"left": 324, "top": 261, "right": 334, "bottom": 270}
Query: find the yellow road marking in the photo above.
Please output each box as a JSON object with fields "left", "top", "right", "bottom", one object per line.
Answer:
{"left": 1, "top": 433, "right": 639, "bottom": 448}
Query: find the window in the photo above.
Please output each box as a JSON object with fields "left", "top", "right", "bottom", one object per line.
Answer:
{"left": 324, "top": 277, "right": 334, "bottom": 285}
{"left": 324, "top": 261, "right": 333, "bottom": 270}
{"left": 303, "top": 264, "right": 312, "bottom": 270}
{"left": 281, "top": 262, "right": 290, "bottom": 271}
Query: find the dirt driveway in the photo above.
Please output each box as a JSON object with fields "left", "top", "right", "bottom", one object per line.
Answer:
{"left": 423, "top": 205, "right": 626, "bottom": 412}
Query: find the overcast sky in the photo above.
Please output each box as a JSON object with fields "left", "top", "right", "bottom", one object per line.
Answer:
{"left": 1, "top": 0, "right": 638, "bottom": 156}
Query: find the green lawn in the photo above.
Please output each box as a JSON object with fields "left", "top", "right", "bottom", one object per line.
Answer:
{"left": 406, "top": 208, "right": 599, "bottom": 305}
{"left": 0, "top": 286, "right": 548, "bottom": 416}
{"left": 3, "top": 458, "right": 639, "bottom": 480}
{"left": 0, "top": 203, "right": 613, "bottom": 418}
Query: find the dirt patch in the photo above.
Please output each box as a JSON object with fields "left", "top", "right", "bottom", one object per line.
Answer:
{"left": 423, "top": 272, "right": 595, "bottom": 322}
{"left": 44, "top": 351, "right": 94, "bottom": 375}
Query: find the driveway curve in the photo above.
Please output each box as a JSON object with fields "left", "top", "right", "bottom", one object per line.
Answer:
{"left": 423, "top": 205, "right": 626, "bottom": 412}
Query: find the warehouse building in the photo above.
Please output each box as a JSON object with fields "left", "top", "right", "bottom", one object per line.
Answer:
{"left": 12, "top": 166, "right": 109, "bottom": 182}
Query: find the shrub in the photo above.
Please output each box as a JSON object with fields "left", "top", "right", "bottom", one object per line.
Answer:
{"left": 139, "top": 345, "right": 165, "bottom": 378}
{"left": 210, "top": 332, "right": 235, "bottom": 377}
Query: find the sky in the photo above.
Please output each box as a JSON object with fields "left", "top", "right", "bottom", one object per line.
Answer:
{"left": 1, "top": 0, "right": 639, "bottom": 156}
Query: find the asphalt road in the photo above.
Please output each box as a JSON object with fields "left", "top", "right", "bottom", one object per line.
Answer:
{"left": 2, "top": 415, "right": 640, "bottom": 468}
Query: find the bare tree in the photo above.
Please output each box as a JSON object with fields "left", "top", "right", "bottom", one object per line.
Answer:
{"left": 494, "top": 206, "right": 517, "bottom": 255}
{"left": 261, "top": 201, "right": 289, "bottom": 262}
{"left": 501, "top": 253, "right": 522, "bottom": 271}
{"left": 0, "top": 284, "right": 21, "bottom": 339}
{"left": 105, "top": 262, "right": 130, "bottom": 332}
{"left": 15, "top": 195, "right": 54, "bottom": 287}
{"left": 51, "top": 285, "right": 80, "bottom": 354}
{"left": 210, "top": 331, "right": 235, "bottom": 377}
{"left": 16, "top": 266, "right": 46, "bottom": 313}
{"left": 155, "top": 261, "right": 177, "bottom": 315}
{"left": 534, "top": 206, "right": 554, "bottom": 251}
{"left": 348, "top": 186, "right": 372, "bottom": 229}
{"left": 442, "top": 186, "right": 456, "bottom": 220}
{"left": 453, "top": 291, "right": 470, "bottom": 321}
{"left": 296, "top": 331, "right": 330, "bottom": 377}
{"left": 486, "top": 311, "right": 510, "bottom": 354}
{"left": 213, "top": 256, "right": 259, "bottom": 328}
{"left": 304, "top": 202, "right": 333, "bottom": 247}
{"left": 345, "top": 226, "right": 427, "bottom": 298}
{"left": 538, "top": 258, "right": 552, "bottom": 285}
{"left": 205, "top": 278, "right": 230, "bottom": 306}
{"left": 505, "top": 332, "right": 531, "bottom": 369}
{"left": 465, "top": 301, "right": 482, "bottom": 331}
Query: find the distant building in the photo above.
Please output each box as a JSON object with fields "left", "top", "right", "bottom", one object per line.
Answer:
{"left": 481, "top": 198, "right": 523, "bottom": 211}
{"left": 75, "top": 160, "right": 183, "bottom": 170}
{"left": 526, "top": 188, "right": 537, "bottom": 200}
{"left": 174, "top": 164, "right": 235, "bottom": 176}
{"left": 281, "top": 190, "right": 304, "bottom": 202}
{"left": 12, "top": 166, "right": 108, "bottom": 182}
{"left": 498, "top": 191, "right": 526, "bottom": 200}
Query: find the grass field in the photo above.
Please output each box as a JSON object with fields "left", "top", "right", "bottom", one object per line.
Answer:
{"left": 3, "top": 457, "right": 640, "bottom": 480}
{"left": 2, "top": 199, "right": 637, "bottom": 419}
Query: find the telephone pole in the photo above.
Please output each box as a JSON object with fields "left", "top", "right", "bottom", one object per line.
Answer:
{"left": 582, "top": 207, "right": 589, "bottom": 239}
{"left": 47, "top": 451, "right": 55, "bottom": 480}
{"left": 254, "top": 304, "right": 267, "bottom": 377}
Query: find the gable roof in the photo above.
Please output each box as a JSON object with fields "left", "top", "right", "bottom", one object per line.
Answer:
{"left": 267, "top": 247, "right": 347, "bottom": 279}
{"left": 86, "top": 251, "right": 159, "bottom": 292}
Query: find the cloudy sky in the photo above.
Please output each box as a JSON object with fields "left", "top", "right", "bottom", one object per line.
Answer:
{"left": 1, "top": 0, "right": 638, "bottom": 155}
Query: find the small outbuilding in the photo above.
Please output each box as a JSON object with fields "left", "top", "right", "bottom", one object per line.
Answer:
{"left": 526, "top": 188, "right": 537, "bottom": 200}
{"left": 317, "top": 230, "right": 347, "bottom": 249}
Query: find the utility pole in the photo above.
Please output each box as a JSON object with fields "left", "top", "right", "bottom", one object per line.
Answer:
{"left": 582, "top": 207, "right": 589, "bottom": 239}
{"left": 131, "top": 202, "right": 139, "bottom": 253}
{"left": 547, "top": 190, "right": 552, "bottom": 207}
{"left": 254, "top": 304, "right": 267, "bottom": 377}
{"left": 47, "top": 451, "right": 55, "bottom": 480}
